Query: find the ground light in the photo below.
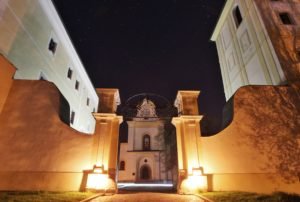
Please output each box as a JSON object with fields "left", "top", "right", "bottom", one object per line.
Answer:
{"left": 180, "top": 167, "right": 207, "bottom": 194}
{"left": 86, "top": 165, "right": 110, "bottom": 190}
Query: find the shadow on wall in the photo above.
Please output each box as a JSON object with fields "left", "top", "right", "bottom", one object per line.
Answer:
{"left": 59, "top": 92, "right": 70, "bottom": 126}
{"left": 201, "top": 97, "right": 234, "bottom": 136}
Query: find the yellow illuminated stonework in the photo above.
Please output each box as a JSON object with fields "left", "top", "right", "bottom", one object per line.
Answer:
{"left": 172, "top": 91, "right": 207, "bottom": 193}
{"left": 90, "top": 89, "right": 123, "bottom": 192}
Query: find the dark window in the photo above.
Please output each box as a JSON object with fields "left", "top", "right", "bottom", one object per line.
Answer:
{"left": 279, "top": 12, "right": 293, "bottom": 25}
{"left": 233, "top": 6, "right": 243, "bottom": 28}
{"left": 119, "top": 161, "right": 125, "bottom": 170}
{"left": 143, "top": 135, "right": 150, "bottom": 151}
{"left": 67, "top": 68, "right": 73, "bottom": 79}
{"left": 93, "top": 108, "right": 96, "bottom": 113}
{"left": 70, "top": 111, "right": 75, "bottom": 124}
{"left": 75, "top": 80, "right": 80, "bottom": 90}
{"left": 87, "top": 98, "right": 90, "bottom": 106}
{"left": 48, "top": 38, "right": 57, "bottom": 54}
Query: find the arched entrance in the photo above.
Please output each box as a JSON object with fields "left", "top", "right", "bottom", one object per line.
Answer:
{"left": 140, "top": 165, "right": 152, "bottom": 180}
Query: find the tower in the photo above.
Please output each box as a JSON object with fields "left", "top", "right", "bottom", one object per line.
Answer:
{"left": 211, "top": 0, "right": 300, "bottom": 100}
{"left": 118, "top": 98, "right": 171, "bottom": 183}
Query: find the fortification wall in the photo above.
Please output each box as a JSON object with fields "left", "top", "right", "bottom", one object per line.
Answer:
{"left": 201, "top": 85, "right": 300, "bottom": 194}
{"left": 0, "top": 80, "right": 94, "bottom": 191}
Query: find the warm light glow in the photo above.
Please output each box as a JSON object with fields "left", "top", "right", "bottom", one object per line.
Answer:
{"left": 181, "top": 175, "right": 207, "bottom": 193}
{"left": 192, "top": 167, "right": 203, "bottom": 176}
{"left": 93, "top": 165, "right": 103, "bottom": 174}
{"left": 86, "top": 173, "right": 109, "bottom": 190}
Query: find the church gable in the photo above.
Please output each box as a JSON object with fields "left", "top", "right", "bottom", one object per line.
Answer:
{"left": 136, "top": 98, "right": 157, "bottom": 118}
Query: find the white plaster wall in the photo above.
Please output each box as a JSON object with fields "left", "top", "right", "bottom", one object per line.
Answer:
{"left": 118, "top": 143, "right": 165, "bottom": 182}
{"left": 118, "top": 119, "right": 169, "bottom": 182}
{"left": 127, "top": 120, "right": 165, "bottom": 151}
{"left": 0, "top": 0, "right": 98, "bottom": 133}
{"left": 212, "top": 0, "right": 286, "bottom": 100}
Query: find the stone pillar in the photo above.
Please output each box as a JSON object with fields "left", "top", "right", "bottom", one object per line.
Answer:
{"left": 172, "top": 91, "right": 207, "bottom": 194}
{"left": 91, "top": 89, "right": 122, "bottom": 192}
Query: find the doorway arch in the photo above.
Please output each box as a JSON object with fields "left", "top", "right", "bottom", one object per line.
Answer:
{"left": 140, "top": 165, "right": 152, "bottom": 180}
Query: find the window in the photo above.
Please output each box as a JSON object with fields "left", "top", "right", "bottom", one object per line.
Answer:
{"left": 93, "top": 108, "right": 96, "bottom": 113}
{"left": 86, "top": 98, "right": 90, "bottom": 106}
{"left": 67, "top": 68, "right": 73, "bottom": 79}
{"left": 70, "top": 111, "right": 75, "bottom": 125}
{"left": 143, "top": 135, "right": 150, "bottom": 151}
{"left": 48, "top": 38, "right": 57, "bottom": 55}
{"left": 75, "top": 80, "right": 80, "bottom": 90}
{"left": 279, "top": 12, "right": 294, "bottom": 25}
{"left": 233, "top": 6, "right": 243, "bottom": 28}
{"left": 119, "top": 161, "right": 125, "bottom": 170}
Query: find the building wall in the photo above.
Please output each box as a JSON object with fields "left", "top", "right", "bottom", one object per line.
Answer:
{"left": 127, "top": 120, "right": 165, "bottom": 151}
{"left": 211, "top": 0, "right": 286, "bottom": 100}
{"left": 0, "top": 0, "right": 98, "bottom": 133}
{"left": 0, "top": 80, "right": 96, "bottom": 191}
{"left": 118, "top": 119, "right": 169, "bottom": 182}
{"left": 118, "top": 143, "right": 164, "bottom": 182}
{"left": 200, "top": 85, "right": 300, "bottom": 194}
{"left": 0, "top": 54, "right": 15, "bottom": 113}
{"left": 253, "top": 0, "right": 300, "bottom": 83}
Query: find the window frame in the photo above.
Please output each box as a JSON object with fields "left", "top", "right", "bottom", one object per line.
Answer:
{"left": 75, "top": 80, "right": 80, "bottom": 91}
{"left": 70, "top": 111, "right": 75, "bottom": 125}
{"left": 232, "top": 6, "right": 243, "bottom": 29}
{"left": 119, "top": 161, "right": 125, "bottom": 170}
{"left": 143, "top": 134, "right": 151, "bottom": 151}
{"left": 278, "top": 12, "right": 294, "bottom": 25}
{"left": 48, "top": 38, "right": 58, "bottom": 55}
{"left": 67, "top": 68, "right": 73, "bottom": 80}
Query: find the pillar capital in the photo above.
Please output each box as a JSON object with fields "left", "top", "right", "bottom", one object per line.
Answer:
{"left": 174, "top": 90, "right": 200, "bottom": 116}
{"left": 93, "top": 113, "right": 123, "bottom": 124}
{"left": 96, "top": 88, "right": 121, "bottom": 113}
{"left": 172, "top": 115, "right": 203, "bottom": 125}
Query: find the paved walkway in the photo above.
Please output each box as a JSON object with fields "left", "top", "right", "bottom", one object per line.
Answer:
{"left": 89, "top": 192, "right": 205, "bottom": 202}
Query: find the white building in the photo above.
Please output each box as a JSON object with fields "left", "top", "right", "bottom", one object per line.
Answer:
{"left": 211, "top": 0, "right": 290, "bottom": 100}
{"left": 0, "top": 0, "right": 98, "bottom": 133}
{"left": 118, "top": 98, "right": 171, "bottom": 182}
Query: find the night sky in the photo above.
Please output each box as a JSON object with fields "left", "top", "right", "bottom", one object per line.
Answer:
{"left": 53, "top": 0, "right": 226, "bottom": 123}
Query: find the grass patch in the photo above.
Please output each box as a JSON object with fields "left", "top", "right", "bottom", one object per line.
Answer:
{"left": 0, "top": 191, "right": 95, "bottom": 202}
{"left": 201, "top": 192, "right": 300, "bottom": 202}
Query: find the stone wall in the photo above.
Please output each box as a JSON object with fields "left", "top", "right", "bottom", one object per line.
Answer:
{"left": 201, "top": 85, "right": 300, "bottom": 194}
{"left": 0, "top": 80, "right": 95, "bottom": 191}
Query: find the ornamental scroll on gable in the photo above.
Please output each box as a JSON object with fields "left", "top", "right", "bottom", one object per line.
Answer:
{"left": 136, "top": 98, "right": 157, "bottom": 118}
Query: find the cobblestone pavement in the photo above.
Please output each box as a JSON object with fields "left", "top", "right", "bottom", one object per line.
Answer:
{"left": 89, "top": 192, "right": 204, "bottom": 202}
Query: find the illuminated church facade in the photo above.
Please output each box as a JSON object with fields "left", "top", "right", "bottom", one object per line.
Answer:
{"left": 118, "top": 99, "right": 171, "bottom": 182}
